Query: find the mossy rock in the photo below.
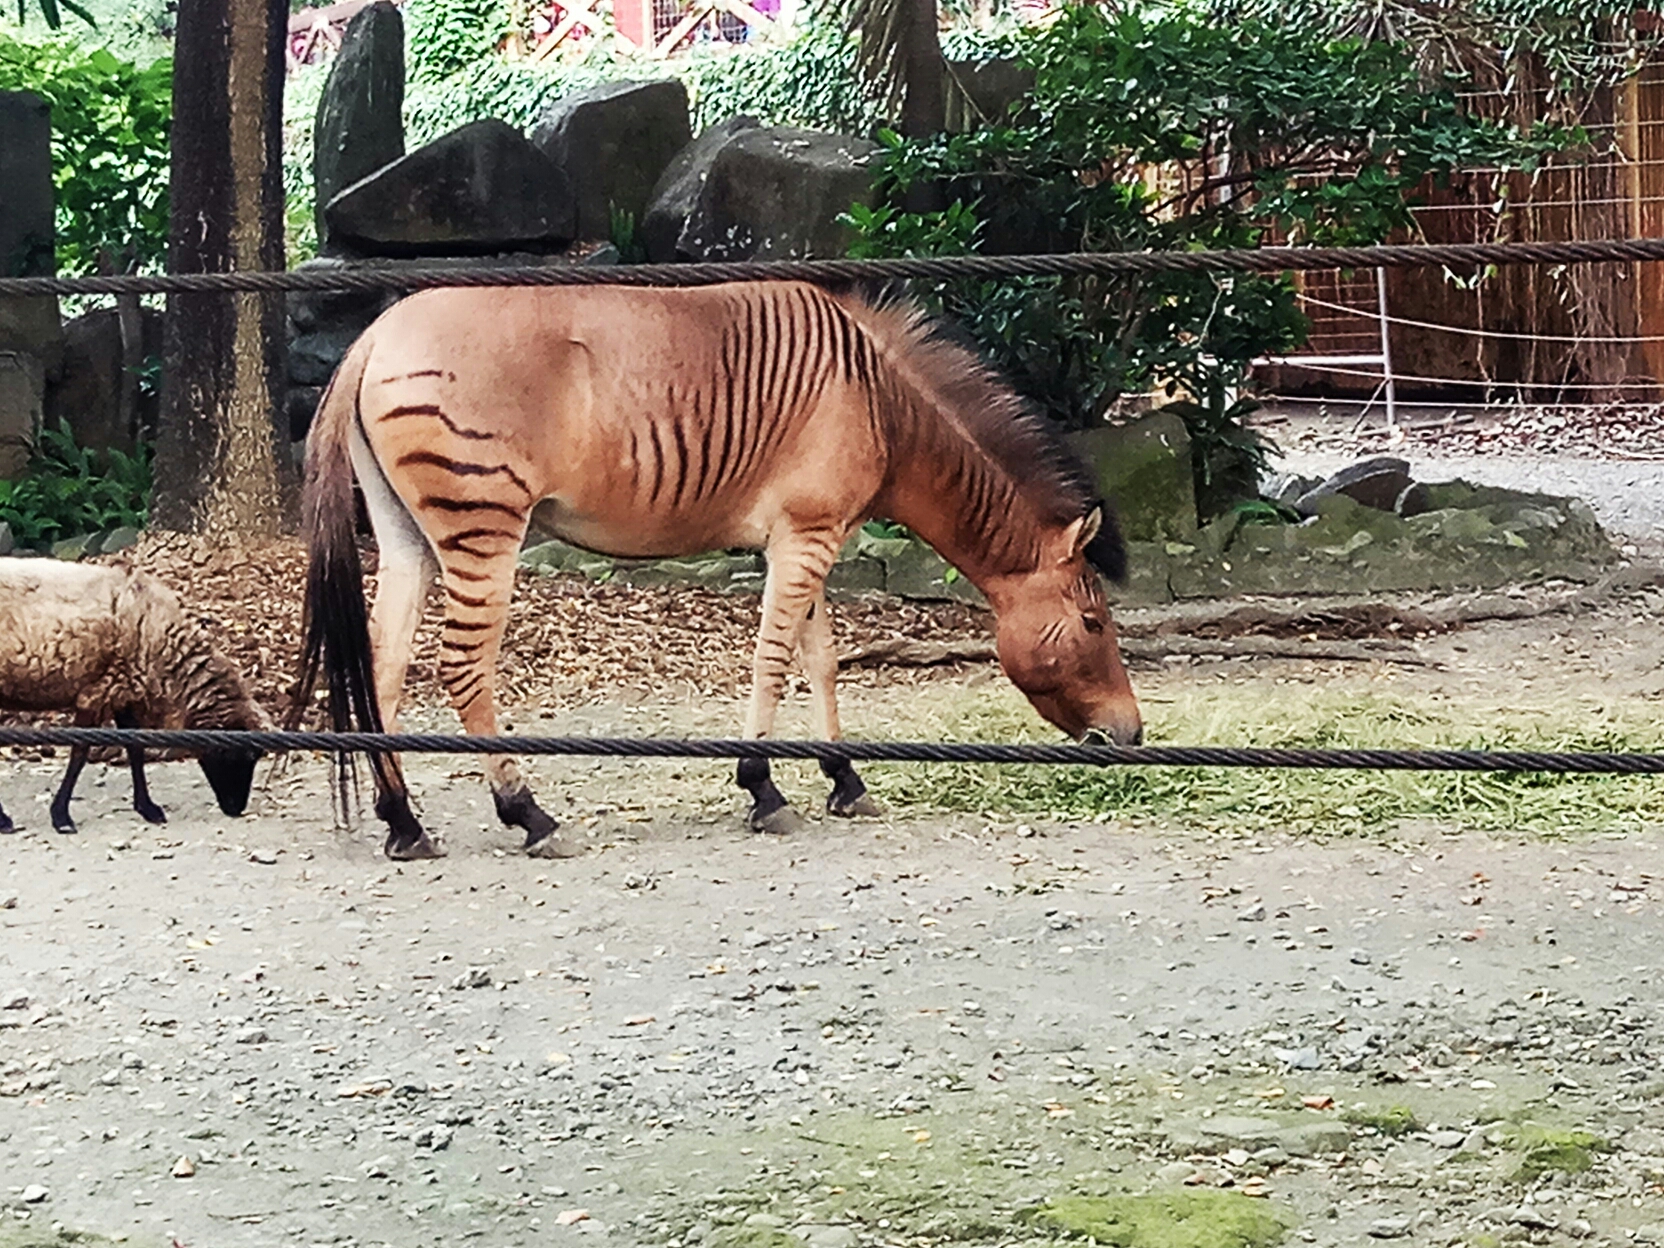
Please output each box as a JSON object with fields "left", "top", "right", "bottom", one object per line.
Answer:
{"left": 1340, "top": 1104, "right": 1420, "bottom": 1137}
{"left": 1032, "top": 1190, "right": 1291, "bottom": 1248}
{"left": 1499, "top": 1121, "right": 1611, "bottom": 1182}
{"left": 703, "top": 1225, "right": 803, "bottom": 1248}
{"left": 1069, "top": 411, "right": 1199, "bottom": 542}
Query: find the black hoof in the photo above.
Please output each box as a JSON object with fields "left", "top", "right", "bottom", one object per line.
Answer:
{"left": 823, "top": 758, "right": 882, "bottom": 818}
{"left": 829, "top": 791, "right": 883, "bottom": 818}
{"left": 376, "top": 789, "right": 437, "bottom": 861}
{"left": 0, "top": 812, "right": 13, "bottom": 834}
{"left": 136, "top": 802, "right": 167, "bottom": 826}
{"left": 495, "top": 786, "right": 560, "bottom": 847}
{"left": 752, "top": 804, "right": 807, "bottom": 835}
{"left": 527, "top": 834, "right": 581, "bottom": 859}
{"left": 54, "top": 819, "right": 78, "bottom": 835}
{"left": 386, "top": 832, "right": 445, "bottom": 861}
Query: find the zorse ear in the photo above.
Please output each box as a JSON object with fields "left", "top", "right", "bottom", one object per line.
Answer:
{"left": 1060, "top": 505, "right": 1103, "bottom": 560}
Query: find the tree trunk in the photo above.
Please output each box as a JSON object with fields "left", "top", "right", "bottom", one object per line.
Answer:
{"left": 898, "top": 0, "right": 945, "bottom": 141}
{"left": 899, "top": 0, "right": 945, "bottom": 214}
{"left": 152, "top": 0, "right": 290, "bottom": 536}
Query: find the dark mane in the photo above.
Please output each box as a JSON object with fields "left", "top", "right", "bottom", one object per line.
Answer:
{"left": 838, "top": 293, "right": 1127, "bottom": 582}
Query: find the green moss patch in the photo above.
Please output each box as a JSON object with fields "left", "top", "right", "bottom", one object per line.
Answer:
{"left": 1033, "top": 1191, "right": 1291, "bottom": 1248}
{"left": 1499, "top": 1122, "right": 1611, "bottom": 1182}
{"left": 1340, "top": 1104, "right": 1420, "bottom": 1137}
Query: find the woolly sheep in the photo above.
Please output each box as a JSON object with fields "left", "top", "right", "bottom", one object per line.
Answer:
{"left": 0, "top": 558, "right": 269, "bottom": 834}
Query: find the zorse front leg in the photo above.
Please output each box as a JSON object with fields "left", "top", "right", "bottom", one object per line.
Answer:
{"left": 799, "top": 590, "right": 881, "bottom": 818}
{"left": 737, "top": 531, "right": 843, "bottom": 834}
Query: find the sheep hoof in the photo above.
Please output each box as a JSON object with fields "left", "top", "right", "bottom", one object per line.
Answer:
{"left": 137, "top": 802, "right": 167, "bottom": 825}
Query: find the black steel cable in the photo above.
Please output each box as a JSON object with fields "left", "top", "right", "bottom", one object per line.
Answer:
{"left": 0, "top": 728, "right": 1661, "bottom": 774}
{"left": 5, "top": 237, "right": 1664, "bottom": 297}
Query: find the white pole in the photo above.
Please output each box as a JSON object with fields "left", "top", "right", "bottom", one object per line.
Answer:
{"left": 1375, "top": 266, "right": 1397, "bottom": 430}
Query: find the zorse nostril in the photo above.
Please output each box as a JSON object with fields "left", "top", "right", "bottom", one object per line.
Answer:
{"left": 1081, "top": 728, "right": 1109, "bottom": 747}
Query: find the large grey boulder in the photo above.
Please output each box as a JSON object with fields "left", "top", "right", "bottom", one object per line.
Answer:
{"left": 313, "top": 0, "right": 404, "bottom": 251}
{"left": 641, "top": 124, "right": 878, "bottom": 262}
{"left": 0, "top": 90, "right": 60, "bottom": 479}
{"left": 323, "top": 119, "right": 576, "bottom": 257}
{"left": 530, "top": 79, "right": 691, "bottom": 243}
{"left": 640, "top": 115, "right": 759, "bottom": 263}
{"left": 44, "top": 307, "right": 164, "bottom": 458}
{"left": 1069, "top": 410, "right": 1198, "bottom": 542}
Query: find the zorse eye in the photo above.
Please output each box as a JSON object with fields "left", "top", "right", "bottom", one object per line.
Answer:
{"left": 1082, "top": 615, "right": 1105, "bottom": 635}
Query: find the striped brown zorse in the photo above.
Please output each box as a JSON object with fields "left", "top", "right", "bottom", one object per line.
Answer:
{"left": 293, "top": 281, "right": 1141, "bottom": 860}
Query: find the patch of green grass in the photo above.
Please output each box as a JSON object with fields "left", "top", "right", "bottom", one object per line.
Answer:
{"left": 856, "top": 684, "right": 1664, "bottom": 836}
{"left": 1340, "top": 1104, "right": 1420, "bottom": 1136}
{"left": 1498, "top": 1121, "right": 1611, "bottom": 1182}
{"left": 1033, "top": 1191, "right": 1291, "bottom": 1248}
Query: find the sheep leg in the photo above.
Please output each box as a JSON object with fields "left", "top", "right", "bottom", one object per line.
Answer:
{"left": 115, "top": 709, "right": 166, "bottom": 825}
{"left": 50, "top": 746, "right": 89, "bottom": 834}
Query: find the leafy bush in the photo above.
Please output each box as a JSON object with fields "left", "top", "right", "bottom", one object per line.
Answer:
{"left": 0, "top": 420, "right": 152, "bottom": 547}
{"left": 406, "top": 0, "right": 511, "bottom": 84}
{"left": 845, "top": 4, "right": 1577, "bottom": 514}
{"left": 0, "top": 32, "right": 170, "bottom": 276}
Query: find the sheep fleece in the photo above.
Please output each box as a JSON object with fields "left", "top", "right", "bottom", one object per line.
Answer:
{"left": 0, "top": 559, "right": 228, "bottom": 723}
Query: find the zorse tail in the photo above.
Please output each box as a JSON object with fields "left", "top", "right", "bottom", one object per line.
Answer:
{"left": 289, "top": 339, "right": 388, "bottom": 817}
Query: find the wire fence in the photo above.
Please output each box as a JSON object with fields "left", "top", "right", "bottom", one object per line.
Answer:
{"left": 4, "top": 235, "right": 1662, "bottom": 779}
{"left": 7, "top": 236, "right": 1664, "bottom": 297}
{"left": 4, "top": 728, "right": 1664, "bottom": 775}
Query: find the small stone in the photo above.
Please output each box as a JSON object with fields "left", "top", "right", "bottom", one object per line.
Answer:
{"left": 1567, "top": 1219, "right": 1593, "bottom": 1238}
{"left": 1428, "top": 1130, "right": 1465, "bottom": 1149}
{"left": 1368, "top": 1217, "right": 1411, "bottom": 1238}
{"left": 554, "top": 1209, "right": 590, "bottom": 1226}
{"left": 0, "top": 893, "right": 16, "bottom": 910}
{"left": 233, "top": 1026, "right": 269, "bottom": 1045}
{"left": 1238, "top": 902, "right": 1266, "bottom": 922}
{"left": 362, "top": 1154, "right": 396, "bottom": 1178}
{"left": 1509, "top": 1208, "right": 1554, "bottom": 1230}
{"left": 171, "top": 1155, "right": 196, "bottom": 1178}
{"left": 1460, "top": 1126, "right": 1489, "bottom": 1153}
{"left": 1273, "top": 1045, "right": 1321, "bottom": 1070}
{"left": 1349, "top": 949, "right": 1372, "bottom": 965}
{"left": 742, "top": 929, "right": 770, "bottom": 948}
{"left": 2, "top": 989, "right": 28, "bottom": 1010}
{"left": 1635, "top": 1224, "right": 1664, "bottom": 1245}
{"left": 452, "top": 966, "right": 492, "bottom": 990}
{"left": 1157, "top": 1161, "right": 1198, "bottom": 1183}
{"left": 121, "top": 1051, "right": 144, "bottom": 1070}
{"left": 20, "top": 1184, "right": 47, "bottom": 1203}
{"left": 248, "top": 849, "right": 277, "bottom": 865}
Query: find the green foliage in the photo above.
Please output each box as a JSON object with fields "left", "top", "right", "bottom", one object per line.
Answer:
{"left": 9, "top": 0, "right": 96, "bottom": 30}
{"left": 845, "top": 4, "right": 1578, "bottom": 513}
{"left": 1340, "top": 1105, "right": 1420, "bottom": 1136}
{"left": 676, "top": 23, "right": 877, "bottom": 133}
{"left": 0, "top": 419, "right": 152, "bottom": 547}
{"left": 0, "top": 32, "right": 170, "bottom": 275}
{"left": 406, "top": 0, "right": 510, "bottom": 84}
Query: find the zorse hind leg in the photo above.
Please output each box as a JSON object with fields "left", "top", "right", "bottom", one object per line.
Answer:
{"left": 437, "top": 554, "right": 570, "bottom": 857}
{"left": 368, "top": 531, "right": 442, "bottom": 859}
{"left": 738, "top": 531, "right": 842, "bottom": 834}
{"left": 356, "top": 431, "right": 442, "bottom": 861}
{"left": 800, "top": 591, "right": 881, "bottom": 818}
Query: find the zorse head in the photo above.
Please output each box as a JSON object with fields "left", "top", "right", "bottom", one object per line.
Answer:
{"left": 994, "top": 504, "right": 1142, "bottom": 747}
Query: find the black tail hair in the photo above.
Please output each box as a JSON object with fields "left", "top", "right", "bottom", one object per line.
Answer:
{"left": 288, "top": 341, "right": 390, "bottom": 821}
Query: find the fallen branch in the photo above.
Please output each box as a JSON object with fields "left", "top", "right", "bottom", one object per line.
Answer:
{"left": 839, "top": 635, "right": 1430, "bottom": 668}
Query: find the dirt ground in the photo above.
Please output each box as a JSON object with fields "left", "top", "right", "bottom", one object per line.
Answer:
{"left": 5, "top": 546, "right": 1664, "bottom": 1248}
